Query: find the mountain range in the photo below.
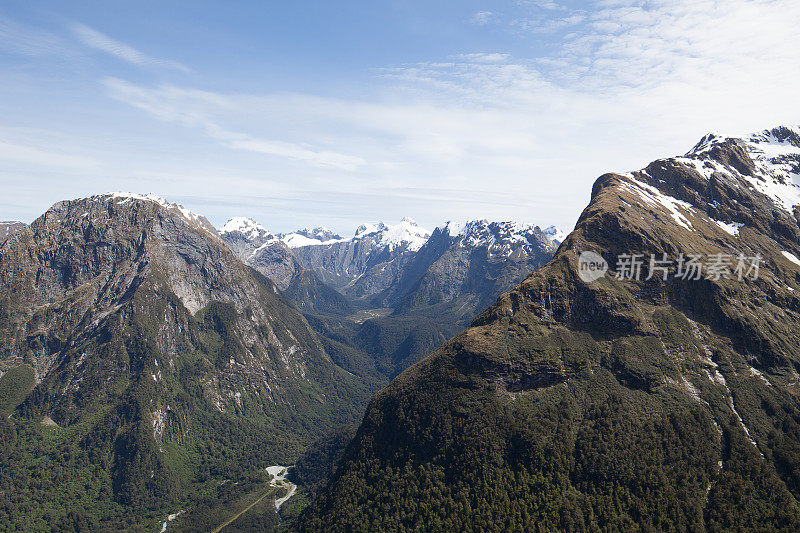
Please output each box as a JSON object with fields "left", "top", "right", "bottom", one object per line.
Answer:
{"left": 0, "top": 192, "right": 559, "bottom": 529}
{"left": 300, "top": 125, "right": 800, "bottom": 531}
{"left": 4, "top": 124, "right": 800, "bottom": 531}
{"left": 221, "top": 215, "right": 558, "bottom": 380}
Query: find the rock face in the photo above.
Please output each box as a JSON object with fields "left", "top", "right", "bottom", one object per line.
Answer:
{"left": 0, "top": 221, "right": 27, "bottom": 244}
{"left": 219, "top": 217, "right": 353, "bottom": 315}
{"left": 384, "top": 220, "right": 557, "bottom": 314}
{"left": 289, "top": 218, "right": 430, "bottom": 299}
{"left": 0, "top": 193, "right": 369, "bottom": 526}
{"left": 301, "top": 125, "right": 800, "bottom": 530}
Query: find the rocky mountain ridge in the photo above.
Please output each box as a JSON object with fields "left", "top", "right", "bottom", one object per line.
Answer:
{"left": 301, "top": 124, "right": 800, "bottom": 531}
{"left": 0, "top": 192, "right": 371, "bottom": 529}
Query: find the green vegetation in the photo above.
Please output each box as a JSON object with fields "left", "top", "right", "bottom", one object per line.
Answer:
{"left": 292, "top": 424, "right": 358, "bottom": 496}
{"left": 0, "top": 283, "right": 370, "bottom": 530}
{"left": 0, "top": 364, "right": 34, "bottom": 414}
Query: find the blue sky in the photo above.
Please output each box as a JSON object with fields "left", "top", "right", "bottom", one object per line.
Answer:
{"left": 1, "top": 1, "right": 799, "bottom": 234}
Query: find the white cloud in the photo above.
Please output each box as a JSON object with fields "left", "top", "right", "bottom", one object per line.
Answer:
{"left": 470, "top": 11, "right": 496, "bottom": 25}
{"left": 103, "top": 78, "right": 366, "bottom": 171}
{"left": 0, "top": 16, "right": 72, "bottom": 57}
{"left": 0, "top": 139, "right": 99, "bottom": 169}
{"left": 100, "top": 0, "right": 800, "bottom": 231}
{"left": 5, "top": 2, "right": 800, "bottom": 234}
{"left": 454, "top": 53, "right": 510, "bottom": 64}
{"left": 516, "top": 0, "right": 565, "bottom": 10}
{"left": 224, "top": 138, "right": 365, "bottom": 171}
{"left": 71, "top": 23, "right": 189, "bottom": 72}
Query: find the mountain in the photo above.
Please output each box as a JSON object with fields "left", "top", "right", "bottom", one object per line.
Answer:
{"left": 0, "top": 193, "right": 371, "bottom": 530}
{"left": 281, "top": 226, "right": 344, "bottom": 248}
{"left": 220, "top": 217, "right": 354, "bottom": 316}
{"left": 219, "top": 214, "right": 559, "bottom": 396}
{"left": 300, "top": 125, "right": 800, "bottom": 530}
{"left": 383, "top": 219, "right": 557, "bottom": 314}
{"left": 1, "top": 221, "right": 27, "bottom": 243}
{"left": 543, "top": 224, "right": 566, "bottom": 244}
{"left": 288, "top": 218, "right": 430, "bottom": 300}
{"left": 294, "top": 219, "right": 557, "bottom": 382}
{"left": 219, "top": 216, "right": 299, "bottom": 291}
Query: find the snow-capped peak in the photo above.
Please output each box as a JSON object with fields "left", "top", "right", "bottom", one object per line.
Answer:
{"left": 684, "top": 125, "right": 800, "bottom": 214}
{"left": 103, "top": 192, "right": 214, "bottom": 233}
{"left": 281, "top": 227, "right": 346, "bottom": 248}
{"left": 439, "top": 220, "right": 553, "bottom": 255}
{"left": 292, "top": 227, "right": 342, "bottom": 242}
{"left": 220, "top": 217, "right": 274, "bottom": 241}
{"left": 543, "top": 225, "right": 567, "bottom": 245}
{"left": 282, "top": 233, "right": 344, "bottom": 248}
{"left": 282, "top": 218, "right": 430, "bottom": 251}
{"left": 377, "top": 218, "right": 429, "bottom": 251}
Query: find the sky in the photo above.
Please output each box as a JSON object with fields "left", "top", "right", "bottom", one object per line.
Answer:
{"left": 1, "top": 1, "right": 799, "bottom": 235}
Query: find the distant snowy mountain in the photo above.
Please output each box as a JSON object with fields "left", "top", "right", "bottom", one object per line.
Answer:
{"left": 378, "top": 219, "right": 557, "bottom": 313}
{"left": 352, "top": 217, "right": 430, "bottom": 252}
{"left": 543, "top": 225, "right": 566, "bottom": 245}
{"left": 219, "top": 217, "right": 299, "bottom": 291}
{"left": 282, "top": 218, "right": 429, "bottom": 251}
{"left": 219, "top": 217, "right": 352, "bottom": 314}
{"left": 217, "top": 216, "right": 559, "bottom": 312}
{"left": 221, "top": 216, "right": 277, "bottom": 243}
{"left": 281, "top": 227, "right": 344, "bottom": 248}
{"left": 441, "top": 219, "right": 558, "bottom": 255}
{"left": 289, "top": 218, "right": 431, "bottom": 296}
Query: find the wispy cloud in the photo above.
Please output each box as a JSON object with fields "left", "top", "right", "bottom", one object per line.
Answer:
{"left": 470, "top": 11, "right": 496, "bottom": 25}
{"left": 0, "top": 139, "right": 99, "bottom": 169}
{"left": 0, "top": 16, "right": 72, "bottom": 57}
{"left": 71, "top": 23, "right": 189, "bottom": 72}
{"left": 3, "top": 2, "right": 799, "bottom": 233}
{"left": 103, "top": 78, "right": 366, "bottom": 171}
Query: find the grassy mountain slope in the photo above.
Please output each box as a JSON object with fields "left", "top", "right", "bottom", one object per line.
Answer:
{"left": 301, "top": 127, "right": 800, "bottom": 531}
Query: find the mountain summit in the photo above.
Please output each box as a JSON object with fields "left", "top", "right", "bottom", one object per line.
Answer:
{"left": 301, "top": 125, "right": 800, "bottom": 531}
{"left": 0, "top": 193, "right": 368, "bottom": 529}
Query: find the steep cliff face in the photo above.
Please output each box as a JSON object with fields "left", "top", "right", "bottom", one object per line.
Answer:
{"left": 0, "top": 221, "right": 27, "bottom": 245}
{"left": 301, "top": 126, "right": 800, "bottom": 531}
{"left": 219, "top": 217, "right": 353, "bottom": 315}
{"left": 386, "top": 220, "right": 557, "bottom": 314}
{"left": 290, "top": 218, "right": 430, "bottom": 299}
{"left": 0, "top": 193, "right": 369, "bottom": 528}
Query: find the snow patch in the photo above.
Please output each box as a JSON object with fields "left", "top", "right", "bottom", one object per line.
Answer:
{"left": 687, "top": 126, "right": 800, "bottom": 214}
{"left": 220, "top": 217, "right": 274, "bottom": 241}
{"left": 160, "top": 510, "right": 185, "bottom": 533}
{"left": 106, "top": 192, "right": 210, "bottom": 229}
{"left": 543, "top": 225, "right": 567, "bottom": 244}
{"left": 712, "top": 219, "right": 743, "bottom": 236}
{"left": 619, "top": 177, "right": 695, "bottom": 230}
{"left": 748, "top": 366, "right": 771, "bottom": 386}
{"left": 782, "top": 251, "right": 800, "bottom": 266}
{"left": 283, "top": 218, "right": 430, "bottom": 251}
